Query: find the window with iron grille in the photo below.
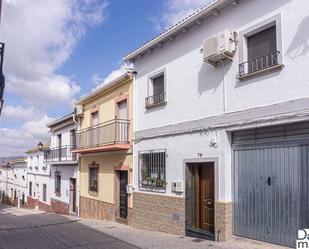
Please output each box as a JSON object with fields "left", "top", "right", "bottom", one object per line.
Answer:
{"left": 55, "top": 171, "right": 61, "bottom": 195}
{"left": 139, "top": 149, "right": 166, "bottom": 191}
{"left": 89, "top": 162, "right": 98, "bottom": 193}
{"left": 238, "top": 17, "right": 282, "bottom": 79}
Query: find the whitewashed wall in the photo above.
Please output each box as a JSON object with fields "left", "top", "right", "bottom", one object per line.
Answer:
{"left": 50, "top": 165, "right": 79, "bottom": 205}
{"left": 133, "top": 0, "right": 309, "bottom": 202}
{"left": 27, "top": 151, "right": 51, "bottom": 204}
{"left": 50, "top": 124, "right": 75, "bottom": 148}
{"left": 48, "top": 121, "right": 79, "bottom": 213}
{"left": 134, "top": 0, "right": 309, "bottom": 131}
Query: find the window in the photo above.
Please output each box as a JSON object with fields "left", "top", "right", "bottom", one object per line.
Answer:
{"left": 70, "top": 129, "right": 76, "bottom": 148}
{"left": 89, "top": 162, "right": 99, "bottom": 193}
{"left": 238, "top": 14, "right": 283, "bottom": 79}
{"left": 29, "top": 181, "right": 32, "bottom": 197}
{"left": 91, "top": 111, "right": 99, "bottom": 145}
{"left": 55, "top": 171, "right": 61, "bottom": 195}
{"left": 57, "top": 134, "right": 62, "bottom": 160}
{"left": 42, "top": 184, "right": 47, "bottom": 202}
{"left": 139, "top": 150, "right": 166, "bottom": 191}
{"left": 145, "top": 71, "right": 166, "bottom": 108}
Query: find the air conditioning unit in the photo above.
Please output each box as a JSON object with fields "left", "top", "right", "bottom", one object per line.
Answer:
{"left": 203, "top": 30, "right": 237, "bottom": 66}
{"left": 75, "top": 105, "right": 83, "bottom": 116}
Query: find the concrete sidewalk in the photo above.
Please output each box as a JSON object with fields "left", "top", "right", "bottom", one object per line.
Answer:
{"left": 1, "top": 206, "right": 289, "bottom": 249}
{"left": 78, "top": 218, "right": 290, "bottom": 249}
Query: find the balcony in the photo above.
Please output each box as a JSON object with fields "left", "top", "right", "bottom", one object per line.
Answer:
{"left": 73, "top": 119, "right": 130, "bottom": 153}
{"left": 145, "top": 92, "right": 166, "bottom": 108}
{"left": 238, "top": 51, "right": 283, "bottom": 79}
{"left": 46, "top": 145, "right": 77, "bottom": 163}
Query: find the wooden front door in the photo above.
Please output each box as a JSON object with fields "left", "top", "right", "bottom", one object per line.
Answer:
{"left": 69, "top": 178, "right": 76, "bottom": 213}
{"left": 199, "top": 165, "right": 214, "bottom": 233}
{"left": 119, "top": 171, "right": 128, "bottom": 219}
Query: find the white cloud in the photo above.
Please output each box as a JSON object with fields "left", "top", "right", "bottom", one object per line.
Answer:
{"left": 2, "top": 105, "right": 41, "bottom": 122}
{"left": 0, "top": 0, "right": 108, "bottom": 156}
{"left": 0, "top": 115, "right": 53, "bottom": 156}
{"left": 2, "top": 0, "right": 108, "bottom": 107}
{"left": 91, "top": 73, "right": 105, "bottom": 86}
{"left": 93, "top": 64, "right": 126, "bottom": 89}
{"left": 152, "top": 0, "right": 212, "bottom": 32}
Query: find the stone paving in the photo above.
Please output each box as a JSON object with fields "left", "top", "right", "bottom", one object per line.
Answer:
{"left": 0, "top": 206, "right": 290, "bottom": 249}
{"left": 0, "top": 206, "right": 140, "bottom": 249}
{"left": 79, "top": 218, "right": 290, "bottom": 249}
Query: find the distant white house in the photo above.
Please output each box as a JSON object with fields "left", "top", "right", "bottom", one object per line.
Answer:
{"left": 46, "top": 113, "right": 79, "bottom": 216}
{"left": 26, "top": 143, "right": 51, "bottom": 211}
{"left": 0, "top": 158, "right": 27, "bottom": 207}
{"left": 125, "top": 0, "right": 309, "bottom": 247}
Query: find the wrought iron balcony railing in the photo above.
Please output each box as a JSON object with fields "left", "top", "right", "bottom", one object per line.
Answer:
{"left": 76, "top": 119, "right": 130, "bottom": 150}
{"left": 46, "top": 145, "right": 77, "bottom": 162}
{"left": 239, "top": 51, "right": 280, "bottom": 78}
{"left": 145, "top": 92, "right": 166, "bottom": 108}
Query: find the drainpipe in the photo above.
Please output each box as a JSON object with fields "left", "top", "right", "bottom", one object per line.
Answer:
{"left": 219, "top": 60, "right": 226, "bottom": 114}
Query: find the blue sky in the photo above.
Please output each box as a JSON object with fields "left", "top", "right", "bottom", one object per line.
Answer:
{"left": 59, "top": 0, "right": 163, "bottom": 98}
{"left": 0, "top": 0, "right": 209, "bottom": 156}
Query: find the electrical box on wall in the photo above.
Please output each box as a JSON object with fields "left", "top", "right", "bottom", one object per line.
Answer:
{"left": 171, "top": 181, "right": 183, "bottom": 193}
{"left": 126, "top": 185, "right": 134, "bottom": 194}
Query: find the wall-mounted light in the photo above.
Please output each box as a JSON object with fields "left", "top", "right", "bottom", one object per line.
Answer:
{"left": 38, "top": 142, "right": 44, "bottom": 151}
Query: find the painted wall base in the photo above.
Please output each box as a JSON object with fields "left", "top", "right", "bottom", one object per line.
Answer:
{"left": 80, "top": 196, "right": 133, "bottom": 223}
{"left": 51, "top": 198, "right": 69, "bottom": 215}
{"left": 215, "top": 201, "right": 232, "bottom": 242}
{"left": 132, "top": 192, "right": 232, "bottom": 241}
{"left": 132, "top": 192, "right": 185, "bottom": 235}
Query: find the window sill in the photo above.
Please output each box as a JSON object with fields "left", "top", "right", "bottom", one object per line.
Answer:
{"left": 55, "top": 192, "right": 61, "bottom": 197}
{"left": 88, "top": 191, "right": 98, "bottom": 196}
{"left": 145, "top": 100, "right": 167, "bottom": 109}
{"left": 139, "top": 185, "right": 166, "bottom": 193}
{"left": 237, "top": 64, "right": 284, "bottom": 81}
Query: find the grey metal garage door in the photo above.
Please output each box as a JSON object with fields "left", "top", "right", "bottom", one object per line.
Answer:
{"left": 232, "top": 122, "right": 309, "bottom": 247}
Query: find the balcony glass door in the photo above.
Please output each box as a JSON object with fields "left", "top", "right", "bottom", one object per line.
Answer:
{"left": 91, "top": 111, "right": 99, "bottom": 146}
{"left": 57, "top": 134, "right": 62, "bottom": 161}
{"left": 117, "top": 100, "right": 127, "bottom": 142}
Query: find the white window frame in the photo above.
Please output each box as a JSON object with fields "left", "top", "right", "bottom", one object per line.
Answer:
{"left": 147, "top": 68, "right": 167, "bottom": 100}
{"left": 239, "top": 13, "right": 283, "bottom": 67}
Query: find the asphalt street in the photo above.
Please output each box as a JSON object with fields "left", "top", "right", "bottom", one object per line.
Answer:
{"left": 0, "top": 206, "right": 141, "bottom": 249}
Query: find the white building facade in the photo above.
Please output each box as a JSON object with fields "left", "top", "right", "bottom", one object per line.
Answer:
{"left": 46, "top": 113, "right": 79, "bottom": 216}
{"left": 0, "top": 158, "right": 27, "bottom": 207}
{"left": 26, "top": 145, "right": 52, "bottom": 211}
{"left": 126, "top": 0, "right": 309, "bottom": 247}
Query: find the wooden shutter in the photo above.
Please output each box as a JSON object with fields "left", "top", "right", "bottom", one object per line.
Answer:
{"left": 247, "top": 26, "right": 277, "bottom": 60}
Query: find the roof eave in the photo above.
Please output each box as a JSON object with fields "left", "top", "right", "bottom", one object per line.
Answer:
{"left": 124, "top": 0, "right": 229, "bottom": 62}
{"left": 46, "top": 113, "right": 74, "bottom": 128}
{"left": 77, "top": 72, "right": 132, "bottom": 105}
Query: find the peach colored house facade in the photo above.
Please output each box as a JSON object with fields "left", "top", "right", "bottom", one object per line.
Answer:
{"left": 73, "top": 72, "right": 134, "bottom": 224}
